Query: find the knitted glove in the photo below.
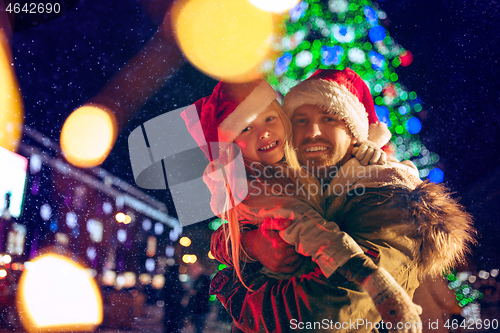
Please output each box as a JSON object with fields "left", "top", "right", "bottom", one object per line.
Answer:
{"left": 352, "top": 141, "right": 387, "bottom": 166}
{"left": 362, "top": 267, "right": 422, "bottom": 333}
{"left": 337, "top": 253, "right": 378, "bottom": 285}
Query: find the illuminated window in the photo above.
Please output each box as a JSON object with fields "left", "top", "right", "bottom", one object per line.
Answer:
{"left": 165, "top": 245, "right": 174, "bottom": 257}
{"left": 7, "top": 223, "right": 26, "bottom": 256}
{"left": 66, "top": 212, "right": 77, "bottom": 229}
{"left": 142, "top": 219, "right": 152, "bottom": 231}
{"left": 146, "top": 236, "right": 157, "bottom": 257}
{"left": 154, "top": 223, "right": 164, "bottom": 235}
{"left": 145, "top": 258, "right": 155, "bottom": 272}
{"left": 86, "top": 219, "right": 103, "bottom": 243}
{"left": 40, "top": 204, "right": 52, "bottom": 221}
{"left": 86, "top": 247, "right": 97, "bottom": 261}
{"left": 117, "top": 229, "right": 127, "bottom": 243}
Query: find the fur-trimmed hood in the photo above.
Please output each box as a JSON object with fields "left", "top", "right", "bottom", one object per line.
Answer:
{"left": 326, "top": 159, "right": 476, "bottom": 280}
{"left": 407, "top": 181, "right": 476, "bottom": 278}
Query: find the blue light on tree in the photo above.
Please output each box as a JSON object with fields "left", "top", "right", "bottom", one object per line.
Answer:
{"left": 274, "top": 53, "right": 293, "bottom": 76}
{"left": 375, "top": 105, "right": 391, "bottom": 127}
{"left": 406, "top": 117, "right": 422, "bottom": 134}
{"left": 363, "top": 6, "right": 378, "bottom": 25}
{"left": 289, "top": 1, "right": 308, "bottom": 23}
{"left": 369, "top": 51, "right": 385, "bottom": 70}
{"left": 333, "top": 24, "right": 355, "bottom": 43}
{"left": 398, "top": 105, "right": 408, "bottom": 115}
{"left": 369, "top": 25, "right": 386, "bottom": 42}
{"left": 428, "top": 168, "right": 444, "bottom": 183}
{"left": 321, "top": 45, "right": 344, "bottom": 66}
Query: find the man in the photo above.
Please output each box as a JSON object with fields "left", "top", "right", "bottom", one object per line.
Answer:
{"left": 210, "top": 68, "right": 474, "bottom": 333}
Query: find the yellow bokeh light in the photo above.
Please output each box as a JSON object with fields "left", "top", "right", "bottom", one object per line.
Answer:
{"left": 248, "top": 0, "right": 301, "bottom": 13}
{"left": 182, "top": 254, "right": 198, "bottom": 264}
{"left": 3, "top": 254, "right": 11, "bottom": 264}
{"left": 123, "top": 215, "right": 132, "bottom": 224}
{"left": 16, "top": 253, "right": 102, "bottom": 333}
{"left": 115, "top": 274, "right": 125, "bottom": 289}
{"left": 102, "top": 270, "right": 116, "bottom": 287}
{"left": 139, "top": 273, "right": 151, "bottom": 285}
{"left": 152, "top": 274, "right": 165, "bottom": 289}
{"left": 115, "top": 212, "right": 126, "bottom": 223}
{"left": 171, "top": 0, "right": 280, "bottom": 82}
{"left": 0, "top": 270, "right": 6, "bottom": 278}
{"left": 0, "top": 32, "right": 24, "bottom": 152}
{"left": 179, "top": 236, "right": 191, "bottom": 247}
{"left": 208, "top": 251, "right": 215, "bottom": 260}
{"left": 60, "top": 105, "right": 117, "bottom": 168}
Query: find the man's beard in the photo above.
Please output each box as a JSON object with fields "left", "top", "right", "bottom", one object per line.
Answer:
{"left": 298, "top": 153, "right": 344, "bottom": 179}
{"left": 296, "top": 139, "right": 353, "bottom": 179}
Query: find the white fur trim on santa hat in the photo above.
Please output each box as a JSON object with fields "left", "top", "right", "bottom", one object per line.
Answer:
{"left": 368, "top": 122, "right": 392, "bottom": 148}
{"left": 283, "top": 79, "right": 369, "bottom": 142}
{"left": 218, "top": 80, "right": 277, "bottom": 142}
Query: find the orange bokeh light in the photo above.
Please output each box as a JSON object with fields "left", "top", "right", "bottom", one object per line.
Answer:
{"left": 0, "top": 32, "right": 24, "bottom": 152}
{"left": 60, "top": 105, "right": 117, "bottom": 168}
{"left": 115, "top": 212, "right": 126, "bottom": 223}
{"left": 170, "top": 0, "right": 281, "bottom": 82}
{"left": 16, "top": 253, "right": 102, "bottom": 333}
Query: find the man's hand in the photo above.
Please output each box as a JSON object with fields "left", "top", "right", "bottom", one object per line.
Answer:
{"left": 241, "top": 218, "right": 304, "bottom": 274}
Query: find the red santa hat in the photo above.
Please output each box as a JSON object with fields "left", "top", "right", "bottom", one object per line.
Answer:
{"left": 282, "top": 68, "right": 391, "bottom": 148}
{"left": 181, "top": 80, "right": 277, "bottom": 161}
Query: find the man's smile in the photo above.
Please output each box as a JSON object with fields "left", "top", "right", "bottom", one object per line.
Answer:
{"left": 305, "top": 146, "right": 329, "bottom": 152}
{"left": 302, "top": 144, "right": 331, "bottom": 157}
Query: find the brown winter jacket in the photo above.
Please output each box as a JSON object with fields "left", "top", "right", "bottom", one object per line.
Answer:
{"left": 210, "top": 159, "right": 475, "bottom": 333}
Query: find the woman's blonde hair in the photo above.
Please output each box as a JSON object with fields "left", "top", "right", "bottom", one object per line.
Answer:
{"left": 219, "top": 100, "right": 318, "bottom": 289}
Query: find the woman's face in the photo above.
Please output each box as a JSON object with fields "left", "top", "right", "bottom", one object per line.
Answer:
{"left": 233, "top": 104, "right": 286, "bottom": 165}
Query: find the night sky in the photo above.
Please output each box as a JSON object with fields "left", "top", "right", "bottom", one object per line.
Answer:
{"left": 6, "top": 0, "right": 500, "bottom": 267}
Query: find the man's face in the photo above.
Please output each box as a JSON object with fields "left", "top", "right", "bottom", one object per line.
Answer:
{"left": 292, "top": 104, "right": 356, "bottom": 175}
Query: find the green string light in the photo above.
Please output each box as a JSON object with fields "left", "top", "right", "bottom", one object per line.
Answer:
{"left": 445, "top": 271, "right": 483, "bottom": 308}
{"left": 208, "top": 218, "right": 226, "bottom": 231}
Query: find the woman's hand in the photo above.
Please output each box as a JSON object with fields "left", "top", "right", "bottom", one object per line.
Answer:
{"left": 352, "top": 141, "right": 387, "bottom": 166}
{"left": 363, "top": 268, "right": 423, "bottom": 333}
{"left": 241, "top": 218, "right": 304, "bottom": 274}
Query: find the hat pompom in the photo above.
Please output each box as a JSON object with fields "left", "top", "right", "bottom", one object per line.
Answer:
{"left": 205, "top": 161, "right": 227, "bottom": 182}
{"left": 368, "top": 122, "right": 392, "bottom": 148}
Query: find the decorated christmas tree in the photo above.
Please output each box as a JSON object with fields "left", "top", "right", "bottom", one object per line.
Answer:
{"left": 265, "top": 0, "right": 442, "bottom": 182}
